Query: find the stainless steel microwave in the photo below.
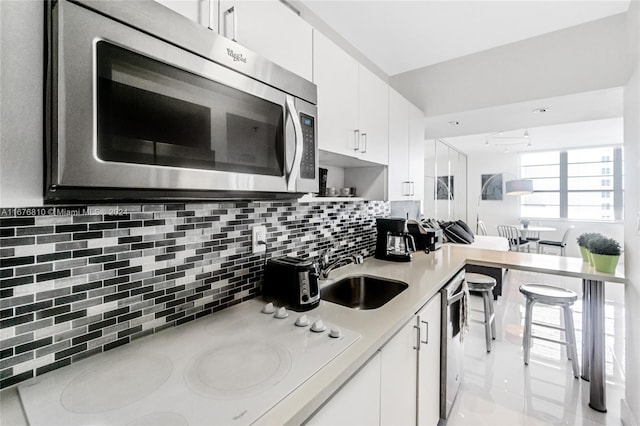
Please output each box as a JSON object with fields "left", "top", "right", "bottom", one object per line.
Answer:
{"left": 45, "top": 0, "right": 318, "bottom": 201}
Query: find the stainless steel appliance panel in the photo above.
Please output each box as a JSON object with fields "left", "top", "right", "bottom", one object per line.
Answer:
{"left": 46, "top": 0, "right": 317, "bottom": 199}
{"left": 439, "top": 270, "right": 465, "bottom": 422}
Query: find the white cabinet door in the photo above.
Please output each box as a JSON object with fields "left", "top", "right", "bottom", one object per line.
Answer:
{"left": 219, "top": 0, "right": 313, "bottom": 80}
{"left": 156, "top": 0, "right": 216, "bottom": 30}
{"left": 380, "top": 317, "right": 417, "bottom": 425}
{"left": 417, "top": 293, "right": 442, "bottom": 426}
{"left": 307, "top": 352, "right": 381, "bottom": 426}
{"left": 388, "top": 88, "right": 411, "bottom": 201}
{"left": 313, "top": 31, "right": 359, "bottom": 158}
{"left": 409, "top": 104, "right": 425, "bottom": 205}
{"left": 357, "top": 66, "right": 389, "bottom": 165}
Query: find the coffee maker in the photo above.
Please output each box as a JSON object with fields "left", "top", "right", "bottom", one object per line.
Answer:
{"left": 375, "top": 218, "right": 416, "bottom": 262}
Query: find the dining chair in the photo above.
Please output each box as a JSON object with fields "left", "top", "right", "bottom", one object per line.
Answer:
{"left": 497, "top": 225, "right": 530, "bottom": 252}
{"left": 477, "top": 220, "right": 488, "bottom": 236}
{"left": 537, "top": 226, "right": 574, "bottom": 256}
{"left": 522, "top": 229, "right": 540, "bottom": 251}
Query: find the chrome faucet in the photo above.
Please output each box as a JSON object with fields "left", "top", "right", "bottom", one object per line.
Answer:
{"left": 318, "top": 249, "right": 364, "bottom": 279}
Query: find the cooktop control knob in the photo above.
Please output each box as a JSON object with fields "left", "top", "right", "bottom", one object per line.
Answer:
{"left": 311, "top": 319, "right": 326, "bottom": 333}
{"left": 274, "top": 306, "right": 289, "bottom": 319}
{"left": 329, "top": 328, "right": 342, "bottom": 338}
{"left": 295, "top": 315, "right": 310, "bottom": 327}
{"left": 262, "top": 302, "right": 276, "bottom": 314}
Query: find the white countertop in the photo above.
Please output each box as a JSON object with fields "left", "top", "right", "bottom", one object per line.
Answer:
{"left": 0, "top": 245, "right": 625, "bottom": 426}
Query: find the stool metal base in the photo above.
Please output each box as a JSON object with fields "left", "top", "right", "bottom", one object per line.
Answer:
{"left": 466, "top": 274, "right": 497, "bottom": 353}
{"left": 520, "top": 284, "right": 580, "bottom": 379}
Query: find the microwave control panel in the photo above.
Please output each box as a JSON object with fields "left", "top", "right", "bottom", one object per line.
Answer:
{"left": 300, "top": 113, "right": 316, "bottom": 179}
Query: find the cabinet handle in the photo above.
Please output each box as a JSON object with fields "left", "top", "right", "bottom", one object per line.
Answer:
{"left": 353, "top": 130, "right": 360, "bottom": 151}
{"left": 223, "top": 6, "right": 237, "bottom": 42}
{"left": 421, "top": 320, "right": 428, "bottom": 344}
{"left": 413, "top": 324, "right": 421, "bottom": 351}
{"left": 207, "top": 0, "right": 217, "bottom": 31}
{"left": 401, "top": 181, "right": 412, "bottom": 196}
{"left": 360, "top": 133, "right": 367, "bottom": 153}
{"left": 410, "top": 181, "right": 415, "bottom": 196}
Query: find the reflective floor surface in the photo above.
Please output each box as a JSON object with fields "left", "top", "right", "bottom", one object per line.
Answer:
{"left": 448, "top": 269, "right": 625, "bottom": 426}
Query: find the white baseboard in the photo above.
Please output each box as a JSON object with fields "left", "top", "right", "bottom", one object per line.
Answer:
{"left": 621, "top": 398, "right": 639, "bottom": 426}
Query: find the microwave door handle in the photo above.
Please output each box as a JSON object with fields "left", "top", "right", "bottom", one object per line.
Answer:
{"left": 285, "top": 95, "right": 303, "bottom": 192}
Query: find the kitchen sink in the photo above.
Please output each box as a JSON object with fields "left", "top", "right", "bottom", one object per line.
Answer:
{"left": 321, "top": 275, "right": 408, "bottom": 310}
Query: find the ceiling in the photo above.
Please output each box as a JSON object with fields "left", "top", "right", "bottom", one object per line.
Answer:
{"left": 424, "top": 87, "right": 624, "bottom": 148}
{"left": 300, "top": 1, "right": 630, "bottom": 77}
{"left": 300, "top": 0, "right": 630, "bottom": 154}
{"left": 439, "top": 116, "right": 624, "bottom": 155}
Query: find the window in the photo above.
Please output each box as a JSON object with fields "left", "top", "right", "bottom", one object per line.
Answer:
{"left": 520, "top": 146, "right": 623, "bottom": 221}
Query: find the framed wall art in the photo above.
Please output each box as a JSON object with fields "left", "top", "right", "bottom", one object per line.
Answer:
{"left": 481, "top": 173, "right": 503, "bottom": 200}
{"left": 436, "top": 175, "right": 454, "bottom": 200}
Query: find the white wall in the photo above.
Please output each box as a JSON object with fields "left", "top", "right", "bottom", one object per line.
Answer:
{"left": 0, "top": 1, "right": 44, "bottom": 207}
{"left": 391, "top": 13, "right": 630, "bottom": 117}
{"left": 466, "top": 151, "right": 624, "bottom": 258}
{"left": 467, "top": 151, "right": 520, "bottom": 235}
{"left": 622, "top": 2, "right": 640, "bottom": 424}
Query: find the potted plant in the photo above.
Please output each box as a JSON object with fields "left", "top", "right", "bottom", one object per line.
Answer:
{"left": 586, "top": 236, "right": 621, "bottom": 273}
{"left": 576, "top": 232, "right": 603, "bottom": 263}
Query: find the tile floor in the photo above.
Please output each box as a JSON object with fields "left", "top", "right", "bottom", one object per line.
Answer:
{"left": 447, "top": 269, "right": 625, "bottom": 426}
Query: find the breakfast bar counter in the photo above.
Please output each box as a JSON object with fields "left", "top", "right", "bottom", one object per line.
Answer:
{"left": 442, "top": 245, "right": 626, "bottom": 413}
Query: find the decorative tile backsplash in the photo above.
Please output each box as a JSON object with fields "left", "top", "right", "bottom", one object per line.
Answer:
{"left": 0, "top": 200, "right": 388, "bottom": 389}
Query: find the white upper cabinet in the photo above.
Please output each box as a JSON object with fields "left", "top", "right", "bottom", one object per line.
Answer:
{"left": 156, "top": 0, "right": 312, "bottom": 81}
{"left": 358, "top": 66, "right": 389, "bottom": 165}
{"left": 156, "top": 0, "right": 217, "bottom": 31}
{"left": 313, "top": 31, "right": 360, "bottom": 158}
{"left": 409, "top": 103, "right": 426, "bottom": 205}
{"left": 388, "top": 88, "right": 411, "bottom": 201}
{"left": 388, "top": 88, "right": 425, "bottom": 202}
{"left": 218, "top": 0, "right": 313, "bottom": 81}
{"left": 313, "top": 31, "right": 389, "bottom": 165}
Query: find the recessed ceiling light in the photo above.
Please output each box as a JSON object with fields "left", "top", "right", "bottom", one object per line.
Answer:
{"left": 532, "top": 108, "right": 549, "bottom": 113}
{"left": 448, "top": 120, "right": 460, "bottom": 126}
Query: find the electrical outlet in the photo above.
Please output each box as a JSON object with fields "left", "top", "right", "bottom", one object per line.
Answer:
{"left": 252, "top": 225, "right": 267, "bottom": 253}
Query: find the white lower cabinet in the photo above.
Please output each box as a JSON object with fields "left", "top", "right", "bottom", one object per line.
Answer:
{"left": 307, "top": 293, "right": 441, "bottom": 426}
{"left": 417, "top": 293, "right": 442, "bottom": 426}
{"left": 380, "top": 314, "right": 417, "bottom": 425}
{"left": 380, "top": 292, "right": 441, "bottom": 425}
{"left": 307, "top": 351, "right": 381, "bottom": 425}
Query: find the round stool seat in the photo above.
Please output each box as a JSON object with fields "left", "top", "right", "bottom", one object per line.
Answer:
{"left": 519, "top": 284, "right": 577, "bottom": 305}
{"left": 465, "top": 273, "right": 496, "bottom": 291}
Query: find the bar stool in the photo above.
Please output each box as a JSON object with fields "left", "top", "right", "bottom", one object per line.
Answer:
{"left": 519, "top": 284, "right": 579, "bottom": 378}
{"left": 465, "top": 273, "right": 497, "bottom": 352}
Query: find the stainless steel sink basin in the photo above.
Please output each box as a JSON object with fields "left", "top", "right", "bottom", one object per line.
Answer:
{"left": 320, "top": 275, "right": 408, "bottom": 310}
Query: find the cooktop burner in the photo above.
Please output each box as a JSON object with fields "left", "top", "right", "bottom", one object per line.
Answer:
{"left": 61, "top": 352, "right": 173, "bottom": 413}
{"left": 184, "top": 340, "right": 292, "bottom": 399}
{"left": 18, "top": 299, "right": 359, "bottom": 425}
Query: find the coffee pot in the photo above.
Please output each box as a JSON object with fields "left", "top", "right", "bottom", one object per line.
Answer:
{"left": 375, "top": 218, "right": 416, "bottom": 262}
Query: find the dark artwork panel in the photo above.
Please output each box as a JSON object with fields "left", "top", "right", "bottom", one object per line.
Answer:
{"left": 436, "top": 176, "right": 454, "bottom": 200}
{"left": 481, "top": 174, "right": 503, "bottom": 200}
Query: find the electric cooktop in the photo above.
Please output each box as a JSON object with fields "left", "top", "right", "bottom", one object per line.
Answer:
{"left": 18, "top": 299, "right": 359, "bottom": 425}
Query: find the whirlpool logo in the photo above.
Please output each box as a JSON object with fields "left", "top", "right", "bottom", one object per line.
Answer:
{"left": 226, "top": 48, "right": 247, "bottom": 63}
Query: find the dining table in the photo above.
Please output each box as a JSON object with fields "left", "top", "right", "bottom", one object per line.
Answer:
{"left": 451, "top": 245, "right": 625, "bottom": 413}
{"left": 516, "top": 224, "right": 556, "bottom": 233}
